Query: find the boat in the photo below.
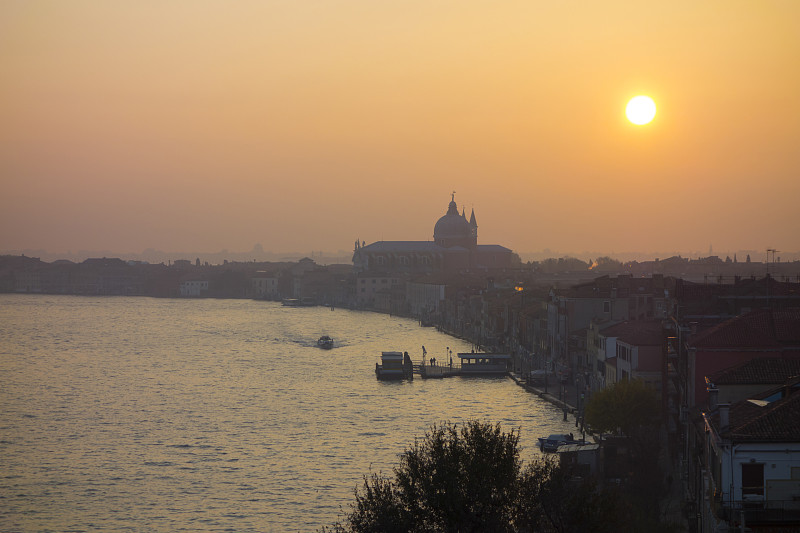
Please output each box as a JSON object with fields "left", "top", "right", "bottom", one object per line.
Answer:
{"left": 538, "top": 433, "right": 583, "bottom": 453}
{"left": 457, "top": 353, "right": 511, "bottom": 375}
{"left": 281, "top": 298, "right": 302, "bottom": 306}
{"left": 375, "top": 351, "right": 413, "bottom": 381}
{"left": 317, "top": 335, "right": 334, "bottom": 349}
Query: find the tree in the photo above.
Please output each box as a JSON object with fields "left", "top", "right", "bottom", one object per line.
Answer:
{"left": 584, "top": 379, "right": 665, "bottom": 525}
{"left": 518, "top": 455, "right": 627, "bottom": 533}
{"left": 584, "top": 378, "right": 659, "bottom": 437}
{"left": 322, "top": 420, "right": 631, "bottom": 533}
{"left": 324, "top": 420, "right": 521, "bottom": 533}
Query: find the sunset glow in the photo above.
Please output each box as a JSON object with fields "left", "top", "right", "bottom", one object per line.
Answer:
{"left": 1, "top": 2, "right": 799, "bottom": 258}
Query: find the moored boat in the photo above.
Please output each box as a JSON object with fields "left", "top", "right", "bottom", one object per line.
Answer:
{"left": 538, "top": 433, "right": 582, "bottom": 453}
{"left": 457, "top": 353, "right": 511, "bottom": 376}
{"left": 375, "top": 351, "right": 413, "bottom": 380}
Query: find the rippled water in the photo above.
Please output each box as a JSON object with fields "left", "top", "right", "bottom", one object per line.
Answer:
{"left": 0, "top": 295, "right": 576, "bottom": 532}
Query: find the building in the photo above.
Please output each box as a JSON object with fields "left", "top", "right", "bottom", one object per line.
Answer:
{"left": 598, "top": 320, "right": 664, "bottom": 390}
{"left": 687, "top": 308, "right": 800, "bottom": 408}
{"left": 179, "top": 280, "right": 208, "bottom": 297}
{"left": 698, "top": 380, "right": 800, "bottom": 531}
{"left": 352, "top": 194, "right": 514, "bottom": 276}
{"left": 706, "top": 357, "right": 800, "bottom": 405}
{"left": 251, "top": 271, "right": 279, "bottom": 300}
{"left": 546, "top": 274, "right": 675, "bottom": 381}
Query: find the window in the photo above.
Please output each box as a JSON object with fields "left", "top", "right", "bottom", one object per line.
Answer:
{"left": 398, "top": 256, "right": 409, "bottom": 266}
{"left": 617, "top": 345, "right": 629, "bottom": 361}
{"left": 375, "top": 256, "right": 385, "bottom": 266}
{"left": 742, "top": 463, "right": 764, "bottom": 496}
{"left": 604, "top": 301, "right": 610, "bottom": 313}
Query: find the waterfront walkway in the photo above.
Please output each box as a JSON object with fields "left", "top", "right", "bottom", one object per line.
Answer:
{"left": 509, "top": 372, "right": 578, "bottom": 415}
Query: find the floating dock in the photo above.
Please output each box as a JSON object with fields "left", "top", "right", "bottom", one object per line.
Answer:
{"left": 410, "top": 353, "right": 512, "bottom": 379}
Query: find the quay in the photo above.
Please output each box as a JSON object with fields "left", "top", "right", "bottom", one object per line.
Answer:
{"left": 509, "top": 372, "right": 576, "bottom": 415}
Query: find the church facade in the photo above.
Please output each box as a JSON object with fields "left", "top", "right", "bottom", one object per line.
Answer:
{"left": 352, "top": 195, "right": 514, "bottom": 276}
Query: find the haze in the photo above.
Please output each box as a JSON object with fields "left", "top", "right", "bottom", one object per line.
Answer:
{"left": 2, "top": 1, "right": 799, "bottom": 258}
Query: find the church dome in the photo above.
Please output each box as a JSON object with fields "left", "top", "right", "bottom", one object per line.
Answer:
{"left": 434, "top": 198, "right": 472, "bottom": 245}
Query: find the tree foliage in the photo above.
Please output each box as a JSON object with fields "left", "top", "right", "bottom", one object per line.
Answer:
{"left": 321, "top": 420, "right": 630, "bottom": 533}
{"left": 583, "top": 379, "right": 668, "bottom": 527}
{"left": 583, "top": 378, "right": 660, "bottom": 436}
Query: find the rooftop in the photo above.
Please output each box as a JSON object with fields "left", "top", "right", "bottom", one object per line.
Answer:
{"left": 709, "top": 379, "right": 800, "bottom": 442}
{"left": 707, "top": 357, "right": 800, "bottom": 386}
{"left": 691, "top": 308, "right": 800, "bottom": 349}
{"left": 600, "top": 319, "right": 664, "bottom": 346}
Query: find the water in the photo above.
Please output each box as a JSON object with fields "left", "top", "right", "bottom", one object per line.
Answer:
{"left": 0, "top": 295, "right": 576, "bottom": 532}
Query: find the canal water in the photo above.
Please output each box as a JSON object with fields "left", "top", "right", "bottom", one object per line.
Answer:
{"left": 0, "top": 295, "right": 576, "bottom": 532}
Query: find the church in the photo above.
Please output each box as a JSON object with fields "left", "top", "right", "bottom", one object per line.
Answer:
{"left": 352, "top": 194, "right": 514, "bottom": 275}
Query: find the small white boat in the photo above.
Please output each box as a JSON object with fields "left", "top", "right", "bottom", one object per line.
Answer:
{"left": 317, "top": 335, "right": 334, "bottom": 349}
{"left": 538, "top": 433, "right": 582, "bottom": 453}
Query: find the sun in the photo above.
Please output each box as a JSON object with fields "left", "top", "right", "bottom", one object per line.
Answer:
{"left": 626, "top": 95, "right": 656, "bottom": 125}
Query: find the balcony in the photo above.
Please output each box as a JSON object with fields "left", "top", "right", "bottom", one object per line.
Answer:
{"left": 717, "top": 499, "right": 800, "bottom": 526}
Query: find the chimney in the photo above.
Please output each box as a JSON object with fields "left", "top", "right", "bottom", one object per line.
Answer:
{"left": 708, "top": 385, "right": 719, "bottom": 411}
{"left": 719, "top": 404, "right": 730, "bottom": 433}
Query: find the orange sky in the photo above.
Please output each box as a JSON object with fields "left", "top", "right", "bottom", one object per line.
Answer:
{"left": 2, "top": 1, "right": 799, "bottom": 258}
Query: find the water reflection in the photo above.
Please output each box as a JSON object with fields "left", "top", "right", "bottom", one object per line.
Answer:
{"left": 0, "top": 295, "right": 576, "bottom": 531}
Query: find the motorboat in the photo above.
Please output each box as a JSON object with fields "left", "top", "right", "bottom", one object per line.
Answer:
{"left": 538, "top": 433, "right": 582, "bottom": 453}
{"left": 317, "top": 335, "right": 334, "bottom": 349}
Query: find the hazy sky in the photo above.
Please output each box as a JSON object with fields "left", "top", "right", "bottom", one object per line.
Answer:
{"left": 2, "top": 1, "right": 799, "bottom": 257}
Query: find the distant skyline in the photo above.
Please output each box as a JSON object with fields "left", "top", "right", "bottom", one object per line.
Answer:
{"left": 5, "top": 244, "right": 797, "bottom": 267}
{"left": 2, "top": 2, "right": 799, "bottom": 256}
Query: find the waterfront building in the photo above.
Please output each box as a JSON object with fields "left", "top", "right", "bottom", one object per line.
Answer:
{"left": 179, "top": 279, "right": 208, "bottom": 297}
{"left": 352, "top": 194, "right": 514, "bottom": 276}
{"left": 545, "top": 274, "right": 675, "bottom": 382}
{"left": 251, "top": 271, "right": 279, "bottom": 300}
{"left": 597, "top": 320, "right": 664, "bottom": 390}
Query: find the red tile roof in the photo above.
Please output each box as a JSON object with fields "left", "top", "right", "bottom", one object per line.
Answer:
{"left": 715, "top": 379, "right": 800, "bottom": 442}
{"left": 600, "top": 319, "right": 663, "bottom": 346}
{"left": 691, "top": 308, "right": 800, "bottom": 349}
{"left": 708, "top": 357, "right": 800, "bottom": 386}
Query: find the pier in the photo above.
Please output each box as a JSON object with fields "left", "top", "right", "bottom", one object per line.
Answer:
{"left": 392, "top": 352, "right": 513, "bottom": 379}
{"left": 415, "top": 361, "right": 461, "bottom": 379}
